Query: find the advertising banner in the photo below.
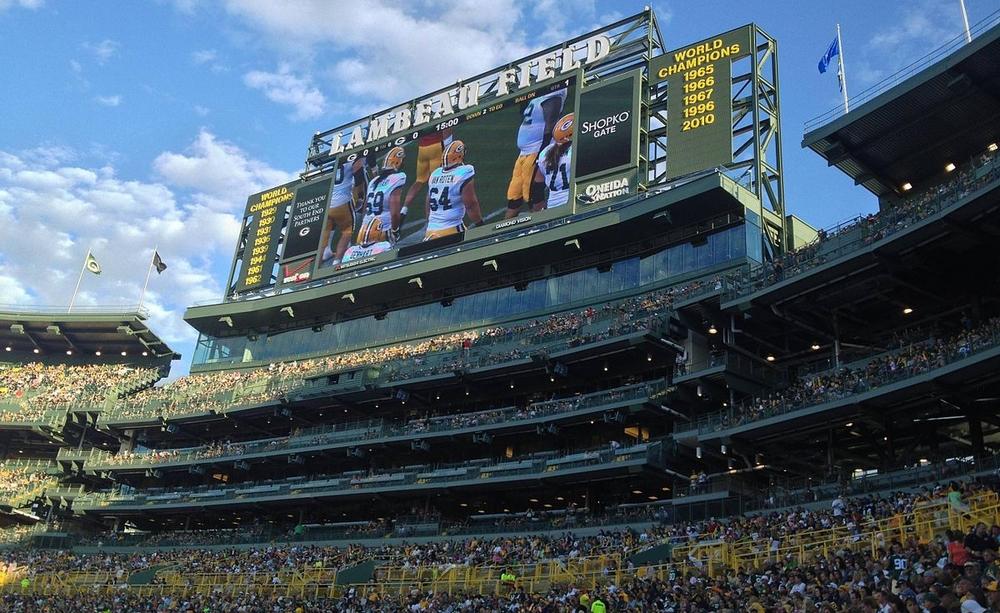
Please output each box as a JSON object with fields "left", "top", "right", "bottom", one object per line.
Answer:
{"left": 282, "top": 177, "right": 333, "bottom": 263}
{"left": 575, "top": 73, "right": 639, "bottom": 181}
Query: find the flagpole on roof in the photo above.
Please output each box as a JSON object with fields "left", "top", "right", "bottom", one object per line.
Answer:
{"left": 68, "top": 247, "right": 91, "bottom": 313}
{"left": 959, "top": 0, "right": 972, "bottom": 43}
{"left": 837, "top": 23, "right": 849, "bottom": 115}
{"left": 138, "top": 244, "right": 157, "bottom": 312}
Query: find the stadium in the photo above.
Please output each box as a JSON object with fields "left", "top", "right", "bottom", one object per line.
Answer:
{"left": 1, "top": 6, "right": 1000, "bottom": 612}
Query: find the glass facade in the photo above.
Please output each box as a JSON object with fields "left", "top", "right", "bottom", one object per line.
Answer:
{"left": 744, "top": 209, "right": 763, "bottom": 264}
{"left": 193, "top": 224, "right": 749, "bottom": 369}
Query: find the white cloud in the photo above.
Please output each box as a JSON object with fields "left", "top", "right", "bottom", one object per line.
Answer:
{"left": 531, "top": 0, "right": 617, "bottom": 47}
{"left": 19, "top": 144, "right": 78, "bottom": 167}
{"left": 94, "top": 94, "right": 122, "bottom": 107}
{"left": 223, "top": 0, "right": 531, "bottom": 112}
{"left": 0, "top": 271, "right": 33, "bottom": 305}
{"left": 193, "top": 105, "right": 210, "bottom": 117}
{"left": 860, "top": 0, "right": 964, "bottom": 86}
{"left": 0, "top": 132, "right": 293, "bottom": 357}
{"left": 243, "top": 64, "right": 326, "bottom": 121}
{"left": 153, "top": 129, "right": 293, "bottom": 200}
{"left": 191, "top": 48, "right": 227, "bottom": 73}
{"left": 0, "top": 0, "right": 43, "bottom": 11}
{"left": 191, "top": 49, "right": 217, "bottom": 64}
{"left": 169, "top": 0, "right": 201, "bottom": 14}
{"left": 82, "top": 39, "right": 121, "bottom": 64}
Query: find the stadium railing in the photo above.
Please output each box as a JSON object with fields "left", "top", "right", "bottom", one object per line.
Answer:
{"left": 0, "top": 404, "right": 65, "bottom": 429}
{"left": 0, "top": 363, "right": 164, "bottom": 425}
{"left": 674, "top": 351, "right": 779, "bottom": 386}
{"left": 51, "top": 453, "right": 1000, "bottom": 553}
{"left": 70, "top": 441, "right": 667, "bottom": 511}
{"left": 89, "top": 380, "right": 669, "bottom": 471}
{"left": 97, "top": 302, "right": 673, "bottom": 424}
{"left": 12, "top": 494, "right": 993, "bottom": 599}
{"left": 724, "top": 150, "right": 1000, "bottom": 301}
{"left": 6, "top": 483, "right": 996, "bottom": 599}
{"left": 690, "top": 324, "right": 1000, "bottom": 435}
{"left": 725, "top": 494, "right": 1000, "bottom": 571}
{"left": 753, "top": 455, "right": 997, "bottom": 510}
{"left": 0, "top": 459, "right": 60, "bottom": 509}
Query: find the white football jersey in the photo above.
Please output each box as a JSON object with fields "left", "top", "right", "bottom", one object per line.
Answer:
{"left": 329, "top": 161, "right": 354, "bottom": 207}
{"left": 362, "top": 171, "right": 406, "bottom": 230}
{"left": 536, "top": 143, "right": 572, "bottom": 209}
{"left": 516, "top": 89, "right": 567, "bottom": 154}
{"left": 426, "top": 164, "right": 475, "bottom": 231}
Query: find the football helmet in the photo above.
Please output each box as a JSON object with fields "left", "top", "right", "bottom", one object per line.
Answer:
{"left": 356, "top": 216, "right": 387, "bottom": 247}
{"left": 382, "top": 146, "right": 406, "bottom": 171}
{"left": 553, "top": 113, "right": 574, "bottom": 145}
{"left": 441, "top": 140, "right": 466, "bottom": 169}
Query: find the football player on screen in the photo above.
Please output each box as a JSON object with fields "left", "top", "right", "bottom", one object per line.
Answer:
{"left": 531, "top": 113, "right": 573, "bottom": 211}
{"left": 423, "top": 140, "right": 483, "bottom": 241}
{"left": 403, "top": 127, "right": 453, "bottom": 213}
{"left": 343, "top": 147, "right": 408, "bottom": 262}
{"left": 504, "top": 85, "right": 567, "bottom": 219}
{"left": 319, "top": 157, "right": 364, "bottom": 267}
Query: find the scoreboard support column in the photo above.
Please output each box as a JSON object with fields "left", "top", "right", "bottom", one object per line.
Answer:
{"left": 649, "top": 24, "right": 786, "bottom": 255}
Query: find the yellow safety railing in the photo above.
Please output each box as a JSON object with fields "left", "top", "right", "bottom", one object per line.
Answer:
{"left": 3, "top": 493, "right": 998, "bottom": 598}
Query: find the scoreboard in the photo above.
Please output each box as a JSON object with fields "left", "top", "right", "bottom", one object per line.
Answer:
{"left": 225, "top": 15, "right": 777, "bottom": 300}
{"left": 651, "top": 26, "right": 753, "bottom": 179}
{"left": 234, "top": 182, "right": 296, "bottom": 293}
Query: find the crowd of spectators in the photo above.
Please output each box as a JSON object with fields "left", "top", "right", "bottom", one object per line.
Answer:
{"left": 2, "top": 557, "right": 999, "bottom": 612}
{"left": 78, "top": 441, "right": 658, "bottom": 514}
{"left": 99, "top": 280, "right": 689, "bottom": 422}
{"left": 1, "top": 481, "right": 997, "bottom": 611}
{"left": 707, "top": 316, "right": 1000, "bottom": 432}
{"left": 0, "top": 461, "right": 56, "bottom": 505}
{"left": 331, "top": 536, "right": 1000, "bottom": 612}
{"left": 5, "top": 481, "right": 994, "bottom": 574}
{"left": 0, "top": 362, "right": 160, "bottom": 423}
{"left": 737, "top": 147, "right": 1000, "bottom": 293}
{"left": 110, "top": 361, "right": 304, "bottom": 422}
{"left": 96, "top": 381, "right": 662, "bottom": 470}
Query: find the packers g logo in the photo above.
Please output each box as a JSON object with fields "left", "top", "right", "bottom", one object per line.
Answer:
{"left": 299, "top": 227, "right": 311, "bottom": 237}
{"left": 558, "top": 117, "right": 572, "bottom": 133}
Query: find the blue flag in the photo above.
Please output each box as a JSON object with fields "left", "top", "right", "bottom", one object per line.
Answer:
{"left": 818, "top": 36, "right": 839, "bottom": 74}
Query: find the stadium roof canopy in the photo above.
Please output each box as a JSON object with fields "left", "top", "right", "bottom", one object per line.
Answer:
{"left": 803, "top": 18, "right": 1000, "bottom": 198}
{"left": 0, "top": 307, "right": 178, "bottom": 362}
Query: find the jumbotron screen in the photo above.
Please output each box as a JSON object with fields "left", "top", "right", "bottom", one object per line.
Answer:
{"left": 281, "top": 76, "right": 579, "bottom": 282}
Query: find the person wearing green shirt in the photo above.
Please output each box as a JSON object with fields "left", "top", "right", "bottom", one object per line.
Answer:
{"left": 591, "top": 596, "right": 607, "bottom": 613}
{"left": 500, "top": 569, "right": 516, "bottom": 590}
{"left": 947, "top": 482, "right": 970, "bottom": 514}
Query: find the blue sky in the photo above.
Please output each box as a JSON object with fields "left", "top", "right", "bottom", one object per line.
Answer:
{"left": 0, "top": 0, "right": 991, "bottom": 373}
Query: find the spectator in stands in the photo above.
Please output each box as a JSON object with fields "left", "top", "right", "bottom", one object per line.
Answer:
{"left": 949, "top": 529, "right": 973, "bottom": 566}
{"left": 966, "top": 522, "right": 999, "bottom": 557}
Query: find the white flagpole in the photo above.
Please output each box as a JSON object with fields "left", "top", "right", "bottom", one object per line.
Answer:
{"left": 68, "top": 248, "right": 91, "bottom": 313}
{"left": 137, "top": 244, "right": 157, "bottom": 311}
{"left": 837, "top": 23, "right": 849, "bottom": 114}
{"left": 959, "top": 0, "right": 972, "bottom": 43}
